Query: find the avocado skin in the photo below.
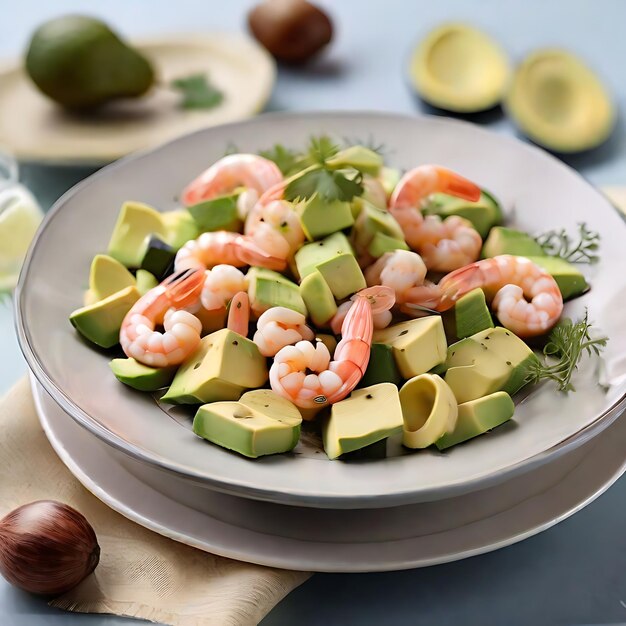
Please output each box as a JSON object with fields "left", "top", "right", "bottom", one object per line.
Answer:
{"left": 26, "top": 15, "right": 154, "bottom": 110}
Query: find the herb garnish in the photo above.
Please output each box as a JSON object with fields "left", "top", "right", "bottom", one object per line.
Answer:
{"left": 170, "top": 73, "right": 223, "bottom": 110}
{"left": 534, "top": 222, "right": 600, "bottom": 264}
{"left": 524, "top": 310, "right": 607, "bottom": 392}
{"left": 259, "top": 144, "right": 301, "bottom": 176}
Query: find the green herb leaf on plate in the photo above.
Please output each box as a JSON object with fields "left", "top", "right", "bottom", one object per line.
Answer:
{"left": 284, "top": 167, "right": 363, "bottom": 203}
{"left": 170, "top": 73, "right": 224, "bottom": 110}
{"left": 259, "top": 144, "right": 301, "bottom": 175}
{"left": 524, "top": 310, "right": 607, "bottom": 392}
{"left": 534, "top": 222, "right": 600, "bottom": 264}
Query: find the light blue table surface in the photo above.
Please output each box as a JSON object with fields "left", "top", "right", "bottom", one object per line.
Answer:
{"left": 2, "top": 1, "right": 626, "bottom": 624}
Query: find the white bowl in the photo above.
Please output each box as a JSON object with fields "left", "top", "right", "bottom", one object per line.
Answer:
{"left": 15, "top": 111, "right": 626, "bottom": 508}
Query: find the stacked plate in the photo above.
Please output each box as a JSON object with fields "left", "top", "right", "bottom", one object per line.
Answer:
{"left": 16, "top": 112, "right": 626, "bottom": 572}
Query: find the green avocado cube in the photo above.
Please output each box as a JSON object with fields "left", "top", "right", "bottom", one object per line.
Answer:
{"left": 139, "top": 235, "right": 176, "bottom": 281}
{"left": 70, "top": 286, "right": 140, "bottom": 349}
{"left": 325, "top": 146, "right": 383, "bottom": 176}
{"left": 161, "top": 329, "right": 268, "bottom": 405}
{"left": 373, "top": 317, "right": 447, "bottom": 379}
{"left": 108, "top": 201, "right": 167, "bottom": 268}
{"left": 435, "top": 391, "right": 515, "bottom": 450}
{"left": 454, "top": 288, "right": 494, "bottom": 339}
{"left": 193, "top": 389, "right": 302, "bottom": 458}
{"left": 135, "top": 269, "right": 158, "bottom": 295}
{"left": 187, "top": 194, "right": 242, "bottom": 233}
{"left": 162, "top": 209, "right": 199, "bottom": 249}
{"left": 323, "top": 383, "right": 403, "bottom": 460}
{"left": 445, "top": 327, "right": 538, "bottom": 402}
{"left": 86, "top": 254, "right": 135, "bottom": 303}
{"left": 359, "top": 343, "right": 403, "bottom": 388}
{"left": 525, "top": 256, "right": 588, "bottom": 300}
{"left": 300, "top": 270, "right": 337, "bottom": 326}
{"left": 426, "top": 190, "right": 502, "bottom": 238}
{"left": 379, "top": 167, "right": 401, "bottom": 198}
{"left": 295, "top": 232, "right": 366, "bottom": 300}
{"left": 110, "top": 357, "right": 177, "bottom": 391}
{"left": 481, "top": 226, "right": 544, "bottom": 259}
{"left": 353, "top": 200, "right": 405, "bottom": 253}
{"left": 296, "top": 193, "right": 354, "bottom": 241}
{"left": 248, "top": 267, "right": 307, "bottom": 316}
{"left": 368, "top": 232, "right": 409, "bottom": 258}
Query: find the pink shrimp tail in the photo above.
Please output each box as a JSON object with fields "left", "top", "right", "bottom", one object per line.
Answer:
{"left": 439, "top": 170, "right": 481, "bottom": 202}
{"left": 436, "top": 263, "right": 484, "bottom": 311}
{"left": 162, "top": 268, "right": 205, "bottom": 307}
{"left": 227, "top": 291, "right": 250, "bottom": 337}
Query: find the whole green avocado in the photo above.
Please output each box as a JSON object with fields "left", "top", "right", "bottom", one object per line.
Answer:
{"left": 25, "top": 15, "right": 155, "bottom": 110}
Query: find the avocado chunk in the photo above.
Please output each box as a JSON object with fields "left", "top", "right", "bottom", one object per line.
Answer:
{"left": 525, "top": 256, "right": 588, "bottom": 300}
{"left": 368, "top": 232, "right": 410, "bottom": 258}
{"left": 444, "top": 327, "right": 538, "bottom": 403}
{"left": 325, "top": 146, "right": 383, "bottom": 176}
{"left": 161, "top": 329, "right": 268, "bottom": 405}
{"left": 425, "top": 190, "right": 502, "bottom": 238}
{"left": 193, "top": 389, "right": 302, "bottom": 458}
{"left": 353, "top": 200, "right": 405, "bottom": 255}
{"left": 139, "top": 235, "right": 176, "bottom": 281}
{"left": 300, "top": 270, "right": 337, "bottom": 326}
{"left": 110, "top": 357, "right": 177, "bottom": 392}
{"left": 481, "top": 226, "right": 544, "bottom": 258}
{"left": 400, "top": 374, "right": 458, "bottom": 449}
{"left": 25, "top": 15, "right": 154, "bottom": 110}
{"left": 409, "top": 23, "right": 510, "bottom": 113}
{"left": 86, "top": 254, "right": 135, "bottom": 304}
{"left": 436, "top": 391, "right": 514, "bottom": 450}
{"left": 323, "top": 383, "right": 404, "bottom": 460}
{"left": 359, "top": 343, "right": 403, "bottom": 388}
{"left": 379, "top": 167, "right": 401, "bottom": 198}
{"left": 187, "top": 194, "right": 242, "bottom": 233}
{"left": 315, "top": 333, "right": 337, "bottom": 355}
{"left": 296, "top": 193, "right": 354, "bottom": 241}
{"left": 373, "top": 317, "right": 447, "bottom": 379}
{"left": 454, "top": 288, "right": 494, "bottom": 338}
{"left": 505, "top": 49, "right": 615, "bottom": 153}
{"left": 294, "top": 232, "right": 366, "bottom": 300}
{"left": 247, "top": 267, "right": 307, "bottom": 316}
{"left": 70, "top": 286, "right": 140, "bottom": 348}
{"left": 162, "top": 210, "right": 199, "bottom": 249}
{"left": 108, "top": 201, "right": 167, "bottom": 268}
{"left": 135, "top": 269, "right": 158, "bottom": 295}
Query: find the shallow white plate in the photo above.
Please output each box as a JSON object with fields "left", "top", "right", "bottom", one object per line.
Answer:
{"left": 0, "top": 33, "right": 275, "bottom": 164}
{"left": 16, "top": 111, "right": 626, "bottom": 508}
{"left": 33, "top": 376, "right": 626, "bottom": 572}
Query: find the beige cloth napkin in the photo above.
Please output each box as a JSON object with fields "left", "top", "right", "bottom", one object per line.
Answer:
{"left": 0, "top": 378, "right": 310, "bottom": 625}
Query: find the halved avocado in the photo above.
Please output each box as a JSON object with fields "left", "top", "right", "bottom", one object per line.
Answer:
{"left": 505, "top": 49, "right": 615, "bottom": 153}
{"left": 409, "top": 23, "right": 510, "bottom": 113}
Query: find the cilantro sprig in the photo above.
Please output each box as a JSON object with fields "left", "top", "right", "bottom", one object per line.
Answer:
{"left": 534, "top": 222, "right": 600, "bottom": 264}
{"left": 170, "top": 73, "right": 223, "bottom": 110}
{"left": 524, "top": 310, "right": 607, "bottom": 392}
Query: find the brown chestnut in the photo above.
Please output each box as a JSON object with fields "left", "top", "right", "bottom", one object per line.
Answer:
{"left": 0, "top": 500, "right": 100, "bottom": 595}
{"left": 248, "top": 0, "right": 333, "bottom": 64}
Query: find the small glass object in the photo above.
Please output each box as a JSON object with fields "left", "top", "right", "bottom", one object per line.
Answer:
{"left": 0, "top": 153, "right": 43, "bottom": 291}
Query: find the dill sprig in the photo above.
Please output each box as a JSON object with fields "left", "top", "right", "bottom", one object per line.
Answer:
{"left": 524, "top": 310, "right": 607, "bottom": 392}
{"left": 534, "top": 222, "right": 600, "bottom": 264}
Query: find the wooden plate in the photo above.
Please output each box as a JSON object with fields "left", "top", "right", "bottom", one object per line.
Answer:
{"left": 0, "top": 33, "right": 275, "bottom": 164}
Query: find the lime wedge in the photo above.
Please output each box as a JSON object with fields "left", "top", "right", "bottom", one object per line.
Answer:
{"left": 0, "top": 186, "right": 43, "bottom": 291}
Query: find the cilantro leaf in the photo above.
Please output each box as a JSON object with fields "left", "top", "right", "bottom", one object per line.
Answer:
{"left": 170, "top": 73, "right": 223, "bottom": 110}
{"left": 259, "top": 144, "right": 301, "bottom": 175}
{"left": 284, "top": 167, "right": 363, "bottom": 202}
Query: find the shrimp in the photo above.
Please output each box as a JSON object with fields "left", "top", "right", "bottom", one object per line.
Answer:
{"left": 426, "top": 255, "right": 564, "bottom": 337}
{"left": 226, "top": 291, "right": 250, "bottom": 337}
{"left": 181, "top": 154, "right": 283, "bottom": 206}
{"left": 329, "top": 301, "right": 392, "bottom": 334}
{"left": 244, "top": 199, "right": 306, "bottom": 257}
{"left": 120, "top": 269, "right": 204, "bottom": 367}
{"left": 389, "top": 165, "right": 483, "bottom": 272}
{"left": 253, "top": 307, "right": 314, "bottom": 357}
{"left": 201, "top": 265, "right": 248, "bottom": 311}
{"left": 364, "top": 250, "right": 427, "bottom": 304}
{"left": 174, "top": 231, "right": 287, "bottom": 273}
{"left": 269, "top": 286, "right": 395, "bottom": 409}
